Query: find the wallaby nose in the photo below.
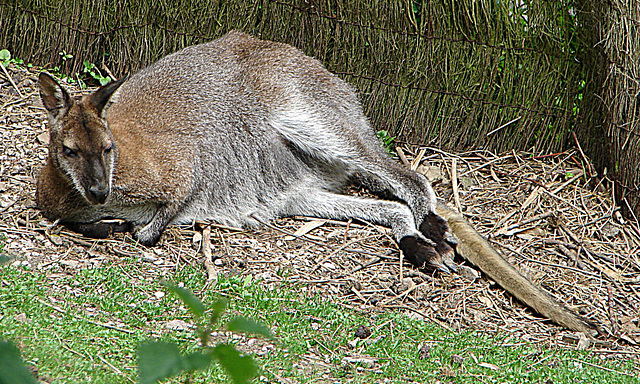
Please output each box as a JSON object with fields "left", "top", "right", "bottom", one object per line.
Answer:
{"left": 88, "top": 185, "right": 109, "bottom": 205}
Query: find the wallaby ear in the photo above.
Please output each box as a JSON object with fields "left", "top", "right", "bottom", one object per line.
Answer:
{"left": 89, "top": 76, "right": 128, "bottom": 118}
{"left": 38, "top": 72, "right": 73, "bottom": 121}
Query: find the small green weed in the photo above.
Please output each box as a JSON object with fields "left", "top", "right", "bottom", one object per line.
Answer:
{"left": 0, "top": 48, "right": 109, "bottom": 87}
{"left": 138, "top": 281, "right": 272, "bottom": 384}
{"left": 82, "top": 60, "right": 112, "bottom": 86}
{"left": 0, "top": 49, "right": 31, "bottom": 69}
{"left": 50, "top": 50, "right": 112, "bottom": 88}
{"left": 377, "top": 130, "right": 397, "bottom": 156}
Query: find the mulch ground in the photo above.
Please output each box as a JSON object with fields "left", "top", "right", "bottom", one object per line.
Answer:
{"left": 2, "top": 65, "right": 639, "bottom": 367}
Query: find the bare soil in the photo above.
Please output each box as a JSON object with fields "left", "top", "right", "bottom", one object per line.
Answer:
{"left": 2, "top": 65, "right": 639, "bottom": 367}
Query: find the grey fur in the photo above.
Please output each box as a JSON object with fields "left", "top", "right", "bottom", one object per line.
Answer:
{"left": 37, "top": 31, "right": 454, "bottom": 271}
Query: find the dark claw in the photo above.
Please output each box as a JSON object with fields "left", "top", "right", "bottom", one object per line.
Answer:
{"left": 399, "top": 235, "right": 457, "bottom": 273}
{"left": 444, "top": 231, "right": 458, "bottom": 247}
{"left": 411, "top": 211, "right": 460, "bottom": 273}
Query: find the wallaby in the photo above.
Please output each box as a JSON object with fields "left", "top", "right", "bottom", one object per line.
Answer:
{"left": 37, "top": 31, "right": 598, "bottom": 335}
{"left": 36, "top": 30, "right": 457, "bottom": 272}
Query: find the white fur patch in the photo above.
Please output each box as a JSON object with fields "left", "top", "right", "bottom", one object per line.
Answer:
{"left": 269, "top": 106, "right": 356, "bottom": 163}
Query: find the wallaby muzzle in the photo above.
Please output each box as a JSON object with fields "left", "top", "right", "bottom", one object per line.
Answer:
{"left": 87, "top": 183, "right": 109, "bottom": 205}
{"left": 83, "top": 159, "right": 110, "bottom": 205}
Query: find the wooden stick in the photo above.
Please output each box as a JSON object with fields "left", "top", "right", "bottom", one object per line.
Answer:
{"left": 0, "top": 63, "right": 24, "bottom": 98}
{"left": 451, "top": 157, "right": 462, "bottom": 213}
{"left": 202, "top": 225, "right": 217, "bottom": 281}
{"left": 411, "top": 148, "right": 427, "bottom": 170}
{"left": 396, "top": 147, "right": 411, "bottom": 168}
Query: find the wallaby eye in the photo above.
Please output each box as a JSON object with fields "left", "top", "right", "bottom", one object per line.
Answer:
{"left": 62, "top": 145, "right": 78, "bottom": 158}
{"left": 104, "top": 142, "right": 113, "bottom": 153}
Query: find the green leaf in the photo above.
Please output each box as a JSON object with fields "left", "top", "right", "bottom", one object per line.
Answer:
{"left": 0, "top": 340, "right": 37, "bottom": 384}
{"left": 162, "top": 281, "right": 206, "bottom": 318}
{"left": 0, "top": 49, "right": 10, "bottom": 62}
{"left": 137, "top": 341, "right": 183, "bottom": 384}
{"left": 181, "top": 352, "right": 213, "bottom": 372}
{"left": 209, "top": 297, "right": 228, "bottom": 325}
{"left": 226, "top": 317, "right": 274, "bottom": 340}
{"left": 211, "top": 343, "right": 258, "bottom": 384}
{"left": 0, "top": 254, "right": 12, "bottom": 265}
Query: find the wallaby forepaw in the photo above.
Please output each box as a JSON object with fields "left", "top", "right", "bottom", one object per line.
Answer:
{"left": 399, "top": 235, "right": 452, "bottom": 273}
{"left": 134, "top": 226, "right": 162, "bottom": 246}
{"left": 64, "top": 221, "right": 133, "bottom": 239}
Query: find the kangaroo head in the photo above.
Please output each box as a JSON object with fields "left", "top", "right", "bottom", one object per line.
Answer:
{"left": 38, "top": 72, "right": 126, "bottom": 205}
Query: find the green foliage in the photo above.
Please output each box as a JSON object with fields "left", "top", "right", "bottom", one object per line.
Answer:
{"left": 82, "top": 60, "right": 112, "bottom": 86}
{"left": 0, "top": 49, "right": 30, "bottom": 68}
{"left": 59, "top": 49, "right": 72, "bottom": 61}
{"left": 137, "top": 282, "right": 269, "bottom": 384}
{"left": 163, "top": 281, "right": 206, "bottom": 319}
{"left": 0, "top": 49, "right": 9, "bottom": 66}
{"left": 210, "top": 344, "right": 257, "bottom": 384}
{"left": 137, "top": 341, "right": 186, "bottom": 384}
{"left": 138, "top": 341, "right": 214, "bottom": 384}
{"left": 226, "top": 317, "right": 274, "bottom": 340}
{"left": 0, "top": 340, "right": 37, "bottom": 384}
{"left": 50, "top": 51, "right": 112, "bottom": 88}
{"left": 376, "top": 130, "right": 397, "bottom": 157}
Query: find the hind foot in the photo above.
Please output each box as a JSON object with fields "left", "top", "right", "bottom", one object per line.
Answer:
{"left": 398, "top": 212, "right": 458, "bottom": 273}
{"left": 399, "top": 235, "right": 452, "bottom": 272}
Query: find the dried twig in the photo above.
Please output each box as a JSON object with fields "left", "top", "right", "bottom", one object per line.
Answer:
{"left": 202, "top": 225, "right": 217, "bottom": 281}
{"left": 451, "top": 157, "right": 462, "bottom": 213}
{"left": 396, "top": 147, "right": 411, "bottom": 168}
{"left": 0, "top": 63, "right": 24, "bottom": 98}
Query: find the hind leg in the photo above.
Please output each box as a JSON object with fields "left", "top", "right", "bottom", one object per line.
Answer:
{"left": 268, "top": 104, "right": 455, "bottom": 270}
{"left": 352, "top": 153, "right": 458, "bottom": 271}
{"left": 279, "top": 188, "right": 452, "bottom": 272}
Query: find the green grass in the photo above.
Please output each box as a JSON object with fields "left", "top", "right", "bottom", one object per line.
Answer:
{"left": 0, "top": 258, "right": 637, "bottom": 383}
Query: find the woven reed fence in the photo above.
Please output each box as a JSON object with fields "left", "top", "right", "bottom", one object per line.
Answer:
{"left": 1, "top": 0, "right": 639, "bottom": 215}
{"left": 575, "top": 0, "right": 640, "bottom": 216}
{"left": 0, "top": 0, "right": 580, "bottom": 151}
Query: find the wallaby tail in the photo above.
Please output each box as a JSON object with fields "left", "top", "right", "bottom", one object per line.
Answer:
{"left": 436, "top": 202, "right": 598, "bottom": 336}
